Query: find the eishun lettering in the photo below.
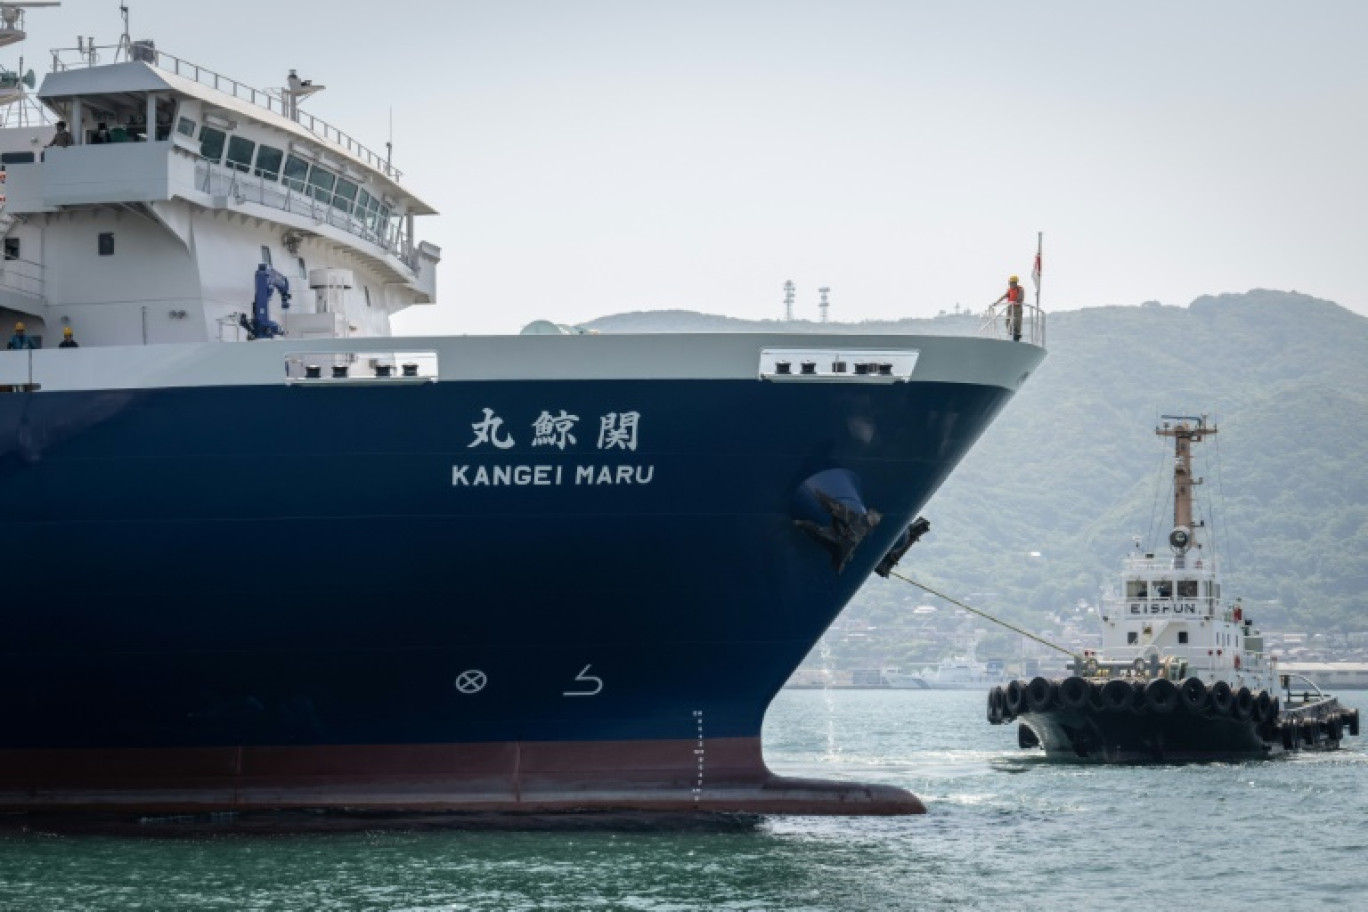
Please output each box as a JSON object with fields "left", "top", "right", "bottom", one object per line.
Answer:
{"left": 1128, "top": 602, "right": 1199, "bottom": 615}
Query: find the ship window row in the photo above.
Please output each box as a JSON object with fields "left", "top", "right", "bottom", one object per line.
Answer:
{"left": 188, "top": 119, "right": 396, "bottom": 238}
{"left": 1127, "top": 630, "right": 1191, "bottom": 645}
{"left": 1125, "top": 580, "right": 1213, "bottom": 599}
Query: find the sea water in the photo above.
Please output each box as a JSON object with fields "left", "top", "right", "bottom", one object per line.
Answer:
{"left": 1, "top": 688, "right": 1365, "bottom": 911}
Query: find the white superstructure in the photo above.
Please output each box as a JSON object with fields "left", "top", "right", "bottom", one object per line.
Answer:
{"left": 1087, "top": 416, "right": 1276, "bottom": 695}
{"left": 0, "top": 6, "right": 439, "bottom": 350}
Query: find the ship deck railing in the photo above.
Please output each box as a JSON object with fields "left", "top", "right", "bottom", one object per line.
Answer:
{"left": 49, "top": 44, "right": 402, "bottom": 183}
{"left": 979, "top": 300, "right": 1046, "bottom": 346}
{"left": 1088, "top": 646, "right": 1273, "bottom": 678}
{"left": 0, "top": 252, "right": 44, "bottom": 299}
{"left": 194, "top": 160, "right": 419, "bottom": 273}
{"left": 1121, "top": 554, "right": 1216, "bottom": 573}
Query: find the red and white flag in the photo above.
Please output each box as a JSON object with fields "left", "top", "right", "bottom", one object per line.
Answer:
{"left": 1031, "top": 251, "right": 1042, "bottom": 293}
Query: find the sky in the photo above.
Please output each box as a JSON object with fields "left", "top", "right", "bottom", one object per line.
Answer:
{"left": 16, "top": 1, "right": 1368, "bottom": 334}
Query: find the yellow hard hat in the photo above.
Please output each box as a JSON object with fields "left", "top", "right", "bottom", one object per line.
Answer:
{"left": 1009, "top": 275, "right": 1019, "bottom": 283}
{"left": 14, "top": 321, "right": 23, "bottom": 331}
{"left": 63, "top": 326, "right": 73, "bottom": 336}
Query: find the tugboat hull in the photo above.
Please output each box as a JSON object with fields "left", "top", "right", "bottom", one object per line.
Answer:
{"left": 990, "top": 677, "right": 1358, "bottom": 762}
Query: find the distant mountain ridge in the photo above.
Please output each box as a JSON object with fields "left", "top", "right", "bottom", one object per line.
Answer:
{"left": 590, "top": 290, "right": 1368, "bottom": 636}
{"left": 583, "top": 307, "right": 980, "bottom": 336}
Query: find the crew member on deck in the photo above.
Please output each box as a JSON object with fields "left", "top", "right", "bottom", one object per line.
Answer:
{"left": 6, "top": 321, "right": 32, "bottom": 349}
{"left": 58, "top": 326, "right": 79, "bottom": 348}
{"left": 46, "top": 121, "right": 73, "bottom": 148}
{"left": 994, "top": 275, "right": 1025, "bottom": 342}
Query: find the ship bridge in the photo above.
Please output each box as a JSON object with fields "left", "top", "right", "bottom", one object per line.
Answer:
{"left": 0, "top": 35, "right": 440, "bottom": 346}
{"left": 15, "top": 48, "right": 439, "bottom": 289}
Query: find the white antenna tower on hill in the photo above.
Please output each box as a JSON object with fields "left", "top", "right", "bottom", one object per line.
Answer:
{"left": 818, "top": 286, "right": 830, "bottom": 323}
{"left": 783, "top": 280, "right": 795, "bottom": 321}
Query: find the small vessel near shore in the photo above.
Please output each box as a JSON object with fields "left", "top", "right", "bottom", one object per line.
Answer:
{"left": 988, "top": 415, "right": 1360, "bottom": 761}
{"left": 883, "top": 649, "right": 1009, "bottom": 690}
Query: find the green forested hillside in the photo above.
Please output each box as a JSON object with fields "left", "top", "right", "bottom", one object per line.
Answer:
{"left": 588, "top": 290, "right": 1368, "bottom": 646}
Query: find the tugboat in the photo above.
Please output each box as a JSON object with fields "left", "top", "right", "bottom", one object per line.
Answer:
{"left": 988, "top": 415, "right": 1360, "bottom": 761}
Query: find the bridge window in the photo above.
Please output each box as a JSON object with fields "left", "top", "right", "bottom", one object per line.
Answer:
{"left": 282, "top": 154, "right": 310, "bottom": 192}
{"left": 4, "top": 238, "right": 17, "bottom": 260}
{"left": 378, "top": 205, "right": 393, "bottom": 243}
{"left": 1126, "top": 581, "right": 1147, "bottom": 598}
{"left": 1127, "top": 632, "right": 1138, "bottom": 644}
{"left": 306, "top": 165, "right": 335, "bottom": 203}
{"left": 199, "top": 126, "right": 226, "bottom": 163}
{"left": 356, "top": 190, "right": 382, "bottom": 235}
{"left": 98, "top": 233, "right": 115, "bottom": 256}
{"left": 332, "top": 177, "right": 358, "bottom": 213}
{"left": 1178, "top": 631, "right": 1189, "bottom": 644}
{"left": 177, "top": 117, "right": 195, "bottom": 137}
{"left": 225, "top": 136, "right": 255, "bottom": 172}
{"left": 1178, "top": 580, "right": 1198, "bottom": 598}
{"left": 254, "top": 145, "right": 283, "bottom": 181}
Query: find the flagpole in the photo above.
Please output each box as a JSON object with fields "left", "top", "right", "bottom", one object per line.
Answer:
{"left": 1033, "top": 231, "right": 1043, "bottom": 311}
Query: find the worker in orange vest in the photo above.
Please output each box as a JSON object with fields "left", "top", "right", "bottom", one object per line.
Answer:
{"left": 994, "top": 275, "right": 1024, "bottom": 341}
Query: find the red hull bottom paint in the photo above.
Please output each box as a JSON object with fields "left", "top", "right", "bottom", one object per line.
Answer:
{"left": 0, "top": 738, "right": 925, "bottom": 816}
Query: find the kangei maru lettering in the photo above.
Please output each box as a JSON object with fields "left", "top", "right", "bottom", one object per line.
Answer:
{"left": 450, "top": 464, "right": 656, "bottom": 486}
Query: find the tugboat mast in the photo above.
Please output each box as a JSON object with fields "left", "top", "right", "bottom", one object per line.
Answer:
{"left": 1157, "top": 415, "right": 1216, "bottom": 561}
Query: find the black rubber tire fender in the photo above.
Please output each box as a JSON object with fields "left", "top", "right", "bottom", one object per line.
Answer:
{"left": 1144, "top": 677, "right": 1178, "bottom": 714}
{"left": 987, "top": 686, "right": 1005, "bottom": 724}
{"left": 1349, "top": 709, "right": 1361, "bottom": 737}
{"left": 1100, "top": 678, "right": 1133, "bottom": 712}
{"left": 1233, "top": 687, "right": 1255, "bottom": 721}
{"left": 1087, "top": 679, "right": 1106, "bottom": 711}
{"left": 1255, "top": 690, "right": 1274, "bottom": 724}
{"left": 1178, "top": 677, "right": 1208, "bottom": 714}
{"left": 1129, "top": 679, "right": 1148, "bottom": 714}
{"left": 1328, "top": 714, "right": 1344, "bottom": 741}
{"left": 1058, "top": 676, "right": 1091, "bottom": 711}
{"left": 1209, "top": 680, "right": 1234, "bottom": 716}
{"left": 1025, "top": 676, "right": 1055, "bottom": 713}
{"left": 1005, "top": 679, "right": 1028, "bottom": 717}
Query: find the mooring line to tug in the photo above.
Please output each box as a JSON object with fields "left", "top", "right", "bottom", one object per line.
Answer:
{"left": 885, "top": 570, "right": 1075, "bottom": 657}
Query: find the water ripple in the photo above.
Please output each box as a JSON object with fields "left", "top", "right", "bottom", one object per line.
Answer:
{"left": 0, "top": 689, "right": 1364, "bottom": 911}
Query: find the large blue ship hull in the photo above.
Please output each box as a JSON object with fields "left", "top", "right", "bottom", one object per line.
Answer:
{"left": 0, "top": 365, "right": 1020, "bottom": 814}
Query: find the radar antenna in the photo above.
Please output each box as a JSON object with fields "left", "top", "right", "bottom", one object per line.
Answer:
{"left": 284, "top": 69, "right": 325, "bottom": 121}
{"left": 116, "top": 2, "right": 131, "bottom": 59}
